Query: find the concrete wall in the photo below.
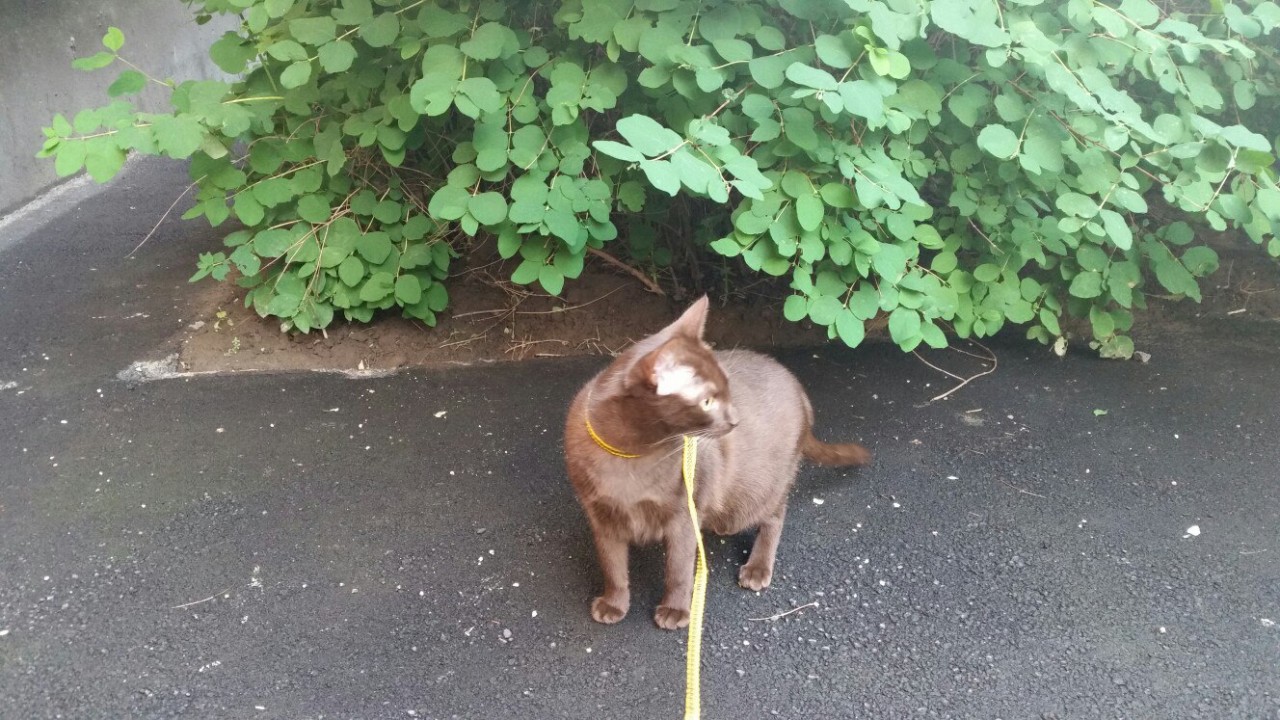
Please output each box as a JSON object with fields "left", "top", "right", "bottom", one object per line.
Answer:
{"left": 0, "top": 0, "right": 234, "bottom": 214}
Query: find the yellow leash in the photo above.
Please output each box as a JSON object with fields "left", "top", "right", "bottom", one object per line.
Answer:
{"left": 681, "top": 435, "right": 707, "bottom": 720}
{"left": 584, "top": 411, "right": 706, "bottom": 719}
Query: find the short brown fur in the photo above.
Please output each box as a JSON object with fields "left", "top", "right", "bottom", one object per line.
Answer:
{"left": 563, "top": 296, "right": 871, "bottom": 629}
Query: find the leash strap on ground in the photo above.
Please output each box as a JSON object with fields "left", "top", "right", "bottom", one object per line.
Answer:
{"left": 681, "top": 435, "right": 707, "bottom": 720}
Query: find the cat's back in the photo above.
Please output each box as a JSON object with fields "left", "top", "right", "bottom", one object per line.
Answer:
{"left": 714, "top": 348, "right": 809, "bottom": 430}
{"left": 715, "top": 348, "right": 804, "bottom": 395}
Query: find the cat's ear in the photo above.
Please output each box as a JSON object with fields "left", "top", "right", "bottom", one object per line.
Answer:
{"left": 666, "top": 295, "right": 709, "bottom": 339}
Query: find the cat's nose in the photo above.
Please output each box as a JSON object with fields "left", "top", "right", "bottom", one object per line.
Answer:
{"left": 726, "top": 407, "right": 740, "bottom": 427}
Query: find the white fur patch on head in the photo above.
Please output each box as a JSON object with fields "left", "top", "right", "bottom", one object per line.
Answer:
{"left": 652, "top": 355, "right": 702, "bottom": 400}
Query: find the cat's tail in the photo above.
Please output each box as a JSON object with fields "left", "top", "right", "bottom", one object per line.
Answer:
{"left": 801, "top": 431, "right": 873, "bottom": 467}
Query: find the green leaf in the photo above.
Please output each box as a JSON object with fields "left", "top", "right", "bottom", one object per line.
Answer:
{"left": 253, "top": 229, "right": 293, "bottom": 258}
{"left": 252, "top": 177, "right": 294, "bottom": 207}
{"left": 755, "top": 25, "right": 786, "bottom": 51}
{"left": 107, "top": 70, "right": 147, "bottom": 97}
{"left": 554, "top": 251, "right": 585, "bottom": 280}
{"left": 785, "top": 63, "right": 837, "bottom": 91}
{"left": 290, "top": 17, "right": 337, "bottom": 45}
{"left": 266, "top": 39, "right": 308, "bottom": 61}
{"left": 848, "top": 285, "right": 879, "bottom": 320}
{"left": 1069, "top": 271, "right": 1104, "bottom": 299}
{"left": 819, "top": 183, "right": 855, "bottom": 209}
{"left": 73, "top": 51, "right": 116, "bottom": 71}
{"left": 511, "top": 258, "right": 541, "bottom": 285}
{"left": 593, "top": 140, "right": 643, "bottom": 162}
{"left": 1077, "top": 245, "right": 1109, "bottom": 272}
{"left": 230, "top": 245, "right": 261, "bottom": 276}
{"left": 973, "top": 263, "right": 1001, "bottom": 282}
{"left": 468, "top": 192, "right": 508, "bottom": 225}
{"left": 1039, "top": 308, "right": 1061, "bottom": 336}
{"left": 1057, "top": 192, "right": 1098, "bottom": 218}
{"left": 887, "top": 307, "right": 922, "bottom": 346}
{"left": 84, "top": 142, "right": 126, "bottom": 181}
{"left": 640, "top": 159, "right": 681, "bottom": 196}
{"left": 333, "top": 0, "right": 373, "bottom": 25}
{"left": 103, "top": 26, "right": 125, "bottom": 52}
{"left": 1180, "top": 246, "right": 1219, "bottom": 276}
{"left": 428, "top": 185, "right": 471, "bottom": 221}
{"left": 538, "top": 264, "right": 565, "bottom": 295}
{"left": 795, "top": 195, "right": 824, "bottom": 232}
{"left": 460, "top": 22, "right": 511, "bottom": 60}
{"left": 395, "top": 274, "right": 422, "bottom": 304}
{"left": 265, "top": 0, "right": 294, "bottom": 17}
{"left": 359, "top": 272, "right": 395, "bottom": 302}
{"left": 835, "top": 310, "right": 865, "bottom": 347}
{"left": 280, "top": 61, "right": 313, "bottom": 89}
{"left": 977, "top": 124, "right": 1020, "bottom": 159}
{"left": 210, "top": 34, "right": 256, "bottom": 73}
{"left": 456, "top": 77, "right": 504, "bottom": 114}
{"left": 151, "top": 115, "right": 204, "bottom": 159}
{"left": 358, "top": 13, "right": 400, "bottom": 48}
{"left": 920, "top": 322, "right": 947, "bottom": 349}
{"left": 356, "top": 232, "right": 393, "bottom": 264}
{"left": 783, "top": 295, "right": 808, "bottom": 322}
{"left": 872, "top": 244, "right": 908, "bottom": 282}
{"left": 1099, "top": 210, "right": 1132, "bottom": 251}
{"left": 373, "top": 199, "right": 403, "bottom": 224}
{"left": 814, "top": 34, "right": 853, "bottom": 68}
{"left": 616, "top": 115, "right": 683, "bottom": 157}
{"left": 297, "top": 195, "right": 331, "bottom": 224}
{"left": 1090, "top": 306, "right": 1115, "bottom": 338}
{"left": 425, "top": 281, "right": 449, "bottom": 312}
{"left": 808, "top": 295, "right": 842, "bottom": 326}
{"left": 931, "top": 0, "right": 1009, "bottom": 47}
{"left": 338, "top": 256, "right": 365, "bottom": 286}
{"left": 318, "top": 40, "right": 358, "bottom": 73}
{"left": 234, "top": 193, "right": 265, "bottom": 226}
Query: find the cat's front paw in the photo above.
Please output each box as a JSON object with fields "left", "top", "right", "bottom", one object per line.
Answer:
{"left": 590, "top": 596, "right": 629, "bottom": 624}
{"left": 738, "top": 562, "right": 773, "bottom": 591}
{"left": 654, "top": 605, "right": 690, "bottom": 630}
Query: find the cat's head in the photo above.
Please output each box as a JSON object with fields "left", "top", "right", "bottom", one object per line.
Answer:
{"left": 625, "top": 297, "right": 740, "bottom": 438}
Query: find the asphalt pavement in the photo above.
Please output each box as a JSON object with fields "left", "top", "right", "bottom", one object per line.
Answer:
{"left": 1, "top": 160, "right": 1277, "bottom": 719}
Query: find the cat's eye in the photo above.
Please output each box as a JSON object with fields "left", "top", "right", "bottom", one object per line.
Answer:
{"left": 700, "top": 396, "right": 717, "bottom": 411}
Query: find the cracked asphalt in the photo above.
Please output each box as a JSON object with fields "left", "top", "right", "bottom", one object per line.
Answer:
{"left": 1, "top": 160, "right": 1277, "bottom": 719}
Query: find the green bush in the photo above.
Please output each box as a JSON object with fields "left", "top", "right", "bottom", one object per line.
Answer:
{"left": 39, "top": 0, "right": 1280, "bottom": 355}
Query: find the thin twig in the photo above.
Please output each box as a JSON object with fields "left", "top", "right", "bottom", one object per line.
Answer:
{"left": 128, "top": 181, "right": 196, "bottom": 257}
{"left": 517, "top": 285, "right": 626, "bottom": 314}
{"left": 170, "top": 588, "right": 229, "bottom": 610}
{"left": 438, "top": 332, "right": 488, "bottom": 349}
{"left": 998, "top": 477, "right": 1046, "bottom": 499}
{"left": 749, "top": 600, "right": 819, "bottom": 622}
{"left": 450, "top": 308, "right": 509, "bottom": 319}
{"left": 913, "top": 350, "right": 966, "bottom": 381}
{"left": 929, "top": 341, "right": 998, "bottom": 403}
{"left": 586, "top": 247, "right": 665, "bottom": 296}
{"left": 504, "top": 338, "right": 569, "bottom": 355}
{"left": 947, "top": 345, "right": 992, "bottom": 362}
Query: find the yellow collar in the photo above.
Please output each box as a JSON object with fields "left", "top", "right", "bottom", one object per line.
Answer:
{"left": 584, "top": 390, "right": 640, "bottom": 459}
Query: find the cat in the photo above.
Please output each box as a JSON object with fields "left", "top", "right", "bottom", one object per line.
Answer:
{"left": 563, "top": 296, "right": 872, "bottom": 630}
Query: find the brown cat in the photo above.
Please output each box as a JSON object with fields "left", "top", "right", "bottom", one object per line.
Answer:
{"left": 563, "top": 296, "right": 871, "bottom": 630}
